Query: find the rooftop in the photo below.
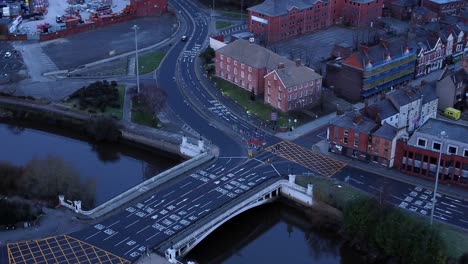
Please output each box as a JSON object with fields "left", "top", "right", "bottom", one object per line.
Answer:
{"left": 274, "top": 64, "right": 322, "bottom": 87}
{"left": 330, "top": 111, "right": 377, "bottom": 133}
{"left": 370, "top": 99, "right": 399, "bottom": 119}
{"left": 217, "top": 38, "right": 295, "bottom": 70}
{"left": 427, "top": 0, "right": 465, "bottom": 4}
{"left": 247, "top": 0, "right": 318, "bottom": 17}
{"left": 386, "top": 84, "right": 437, "bottom": 109}
{"left": 416, "top": 118, "right": 468, "bottom": 144}
{"left": 373, "top": 123, "right": 397, "bottom": 139}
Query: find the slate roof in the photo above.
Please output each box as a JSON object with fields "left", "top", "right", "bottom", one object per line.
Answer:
{"left": 275, "top": 65, "right": 322, "bottom": 87}
{"left": 412, "top": 6, "right": 435, "bottom": 15}
{"left": 416, "top": 118, "right": 468, "bottom": 144}
{"left": 247, "top": 0, "right": 318, "bottom": 17}
{"left": 373, "top": 123, "right": 397, "bottom": 139}
{"left": 371, "top": 99, "right": 398, "bottom": 119}
{"left": 330, "top": 112, "right": 377, "bottom": 133}
{"left": 386, "top": 85, "right": 438, "bottom": 109}
{"left": 439, "top": 68, "right": 468, "bottom": 86}
{"left": 343, "top": 39, "right": 411, "bottom": 70}
{"left": 391, "top": 0, "right": 416, "bottom": 7}
{"left": 217, "top": 39, "right": 294, "bottom": 70}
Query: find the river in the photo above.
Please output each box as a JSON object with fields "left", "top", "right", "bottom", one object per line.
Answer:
{"left": 185, "top": 202, "right": 366, "bottom": 264}
{"left": 0, "top": 121, "right": 180, "bottom": 205}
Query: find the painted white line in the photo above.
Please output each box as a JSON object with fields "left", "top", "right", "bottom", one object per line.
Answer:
{"left": 125, "top": 220, "right": 140, "bottom": 229}
{"left": 114, "top": 237, "right": 130, "bottom": 247}
{"left": 271, "top": 164, "right": 281, "bottom": 176}
{"left": 107, "top": 220, "right": 120, "bottom": 228}
{"left": 460, "top": 219, "right": 468, "bottom": 224}
{"left": 136, "top": 225, "right": 151, "bottom": 234}
{"left": 124, "top": 245, "right": 140, "bottom": 255}
{"left": 181, "top": 190, "right": 192, "bottom": 197}
{"left": 163, "top": 190, "right": 175, "bottom": 198}
{"left": 180, "top": 181, "right": 192, "bottom": 188}
{"left": 85, "top": 231, "right": 100, "bottom": 240}
{"left": 103, "top": 231, "right": 119, "bottom": 241}
{"left": 201, "top": 201, "right": 212, "bottom": 208}
{"left": 145, "top": 232, "right": 161, "bottom": 242}
{"left": 177, "top": 198, "right": 188, "bottom": 206}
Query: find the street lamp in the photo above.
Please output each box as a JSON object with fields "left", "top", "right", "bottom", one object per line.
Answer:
{"left": 430, "top": 130, "right": 447, "bottom": 225}
{"left": 288, "top": 119, "right": 291, "bottom": 131}
{"left": 294, "top": 119, "right": 297, "bottom": 130}
{"left": 132, "top": 25, "right": 140, "bottom": 94}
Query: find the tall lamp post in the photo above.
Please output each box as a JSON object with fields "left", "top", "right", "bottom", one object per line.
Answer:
{"left": 132, "top": 25, "right": 140, "bottom": 94}
{"left": 430, "top": 130, "right": 447, "bottom": 225}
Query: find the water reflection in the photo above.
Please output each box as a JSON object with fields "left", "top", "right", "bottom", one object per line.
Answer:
{"left": 0, "top": 121, "right": 180, "bottom": 205}
{"left": 185, "top": 202, "right": 365, "bottom": 264}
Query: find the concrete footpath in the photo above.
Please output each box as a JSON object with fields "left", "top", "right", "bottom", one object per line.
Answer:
{"left": 277, "top": 111, "right": 468, "bottom": 201}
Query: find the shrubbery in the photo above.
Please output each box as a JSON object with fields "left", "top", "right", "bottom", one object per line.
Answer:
{"left": 342, "top": 197, "right": 447, "bottom": 264}
{"left": 0, "top": 199, "right": 41, "bottom": 225}
{"left": 86, "top": 116, "right": 121, "bottom": 142}
{"left": 69, "top": 80, "right": 119, "bottom": 112}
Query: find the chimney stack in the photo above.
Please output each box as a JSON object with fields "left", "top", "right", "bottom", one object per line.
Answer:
{"left": 295, "top": 59, "right": 301, "bottom": 67}
{"left": 278, "top": 63, "right": 285, "bottom": 69}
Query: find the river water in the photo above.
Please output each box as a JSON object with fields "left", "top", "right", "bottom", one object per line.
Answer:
{"left": 0, "top": 121, "right": 362, "bottom": 263}
{"left": 0, "top": 121, "right": 180, "bottom": 205}
{"left": 185, "top": 202, "right": 365, "bottom": 264}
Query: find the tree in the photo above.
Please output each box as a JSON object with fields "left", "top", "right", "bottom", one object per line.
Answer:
{"left": 133, "top": 84, "right": 167, "bottom": 115}
{"left": 0, "top": 162, "right": 23, "bottom": 194}
{"left": 199, "top": 46, "right": 215, "bottom": 64}
{"left": 86, "top": 116, "right": 122, "bottom": 142}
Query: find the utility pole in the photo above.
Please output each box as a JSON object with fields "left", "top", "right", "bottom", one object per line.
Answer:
{"left": 132, "top": 25, "right": 140, "bottom": 94}
{"left": 430, "top": 130, "right": 447, "bottom": 225}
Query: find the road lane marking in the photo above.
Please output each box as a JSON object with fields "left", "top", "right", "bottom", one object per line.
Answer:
{"left": 125, "top": 220, "right": 140, "bottom": 229}
{"left": 107, "top": 220, "right": 120, "bottom": 228}
{"left": 180, "top": 181, "right": 192, "bottom": 188}
{"left": 145, "top": 232, "right": 160, "bottom": 241}
{"left": 136, "top": 225, "right": 151, "bottom": 234}
{"left": 176, "top": 198, "right": 188, "bottom": 205}
{"left": 181, "top": 190, "right": 192, "bottom": 197}
{"left": 124, "top": 245, "right": 140, "bottom": 255}
{"left": 114, "top": 237, "right": 130, "bottom": 246}
{"left": 85, "top": 231, "right": 100, "bottom": 240}
{"left": 103, "top": 231, "right": 119, "bottom": 241}
{"left": 201, "top": 201, "right": 212, "bottom": 208}
{"left": 163, "top": 190, "right": 175, "bottom": 198}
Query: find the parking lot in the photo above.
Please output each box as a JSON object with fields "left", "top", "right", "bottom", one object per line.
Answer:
{"left": 0, "top": 42, "right": 25, "bottom": 79}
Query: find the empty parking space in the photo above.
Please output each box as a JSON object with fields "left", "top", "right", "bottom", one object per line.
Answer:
{"left": 7, "top": 235, "right": 130, "bottom": 264}
{"left": 266, "top": 141, "right": 346, "bottom": 177}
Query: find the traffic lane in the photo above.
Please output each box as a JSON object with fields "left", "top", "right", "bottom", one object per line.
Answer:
{"left": 292, "top": 125, "right": 327, "bottom": 147}
{"left": 72, "top": 157, "right": 277, "bottom": 258}
{"left": 334, "top": 166, "right": 468, "bottom": 229}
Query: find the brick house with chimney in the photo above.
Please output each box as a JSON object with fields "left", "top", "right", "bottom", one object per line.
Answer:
{"left": 215, "top": 38, "right": 323, "bottom": 112}
{"left": 264, "top": 59, "right": 323, "bottom": 112}
{"left": 325, "top": 38, "right": 417, "bottom": 102}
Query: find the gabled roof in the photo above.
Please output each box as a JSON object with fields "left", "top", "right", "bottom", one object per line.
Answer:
{"left": 386, "top": 85, "right": 438, "bottom": 108}
{"left": 343, "top": 39, "right": 411, "bottom": 69}
{"left": 440, "top": 68, "right": 468, "bottom": 86}
{"left": 371, "top": 99, "right": 399, "bottom": 119}
{"left": 216, "top": 39, "right": 294, "bottom": 70}
{"left": 273, "top": 65, "right": 322, "bottom": 87}
{"left": 373, "top": 123, "right": 397, "bottom": 140}
{"left": 330, "top": 111, "right": 377, "bottom": 133}
{"left": 247, "top": 0, "right": 319, "bottom": 17}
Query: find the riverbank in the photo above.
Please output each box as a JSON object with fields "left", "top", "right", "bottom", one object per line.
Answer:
{"left": 296, "top": 175, "right": 468, "bottom": 262}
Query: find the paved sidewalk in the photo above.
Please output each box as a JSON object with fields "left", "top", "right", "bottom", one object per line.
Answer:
{"left": 314, "top": 139, "right": 468, "bottom": 201}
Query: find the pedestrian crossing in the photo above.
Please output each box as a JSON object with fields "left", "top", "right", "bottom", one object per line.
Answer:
{"left": 266, "top": 141, "right": 346, "bottom": 177}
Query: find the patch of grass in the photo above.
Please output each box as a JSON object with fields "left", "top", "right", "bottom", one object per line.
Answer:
{"left": 213, "top": 77, "right": 303, "bottom": 127}
{"left": 131, "top": 99, "right": 159, "bottom": 128}
{"left": 439, "top": 225, "right": 468, "bottom": 258}
{"left": 58, "top": 84, "right": 125, "bottom": 120}
{"left": 138, "top": 51, "right": 165, "bottom": 75}
{"left": 216, "top": 21, "right": 233, "bottom": 29}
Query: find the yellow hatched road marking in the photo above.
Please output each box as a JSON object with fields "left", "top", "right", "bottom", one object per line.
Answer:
{"left": 54, "top": 237, "right": 71, "bottom": 264}
{"left": 73, "top": 237, "right": 93, "bottom": 263}
{"left": 44, "top": 238, "right": 60, "bottom": 264}
{"left": 65, "top": 235, "right": 131, "bottom": 264}
{"left": 62, "top": 235, "right": 81, "bottom": 263}
{"left": 24, "top": 241, "right": 38, "bottom": 264}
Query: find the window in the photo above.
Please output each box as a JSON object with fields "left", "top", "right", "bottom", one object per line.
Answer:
{"left": 417, "top": 138, "right": 427, "bottom": 148}
{"left": 433, "top": 142, "right": 441, "bottom": 151}
{"left": 220, "top": 54, "right": 224, "bottom": 60}
{"left": 227, "top": 65, "right": 231, "bottom": 72}
{"left": 354, "top": 133, "right": 359, "bottom": 147}
{"left": 234, "top": 60, "right": 237, "bottom": 66}
{"left": 248, "top": 74, "right": 252, "bottom": 81}
{"left": 274, "top": 74, "right": 277, "bottom": 80}
{"left": 448, "top": 145, "right": 457, "bottom": 155}
{"left": 268, "top": 87, "right": 271, "bottom": 94}
{"left": 464, "top": 149, "right": 468, "bottom": 158}
{"left": 227, "top": 58, "right": 231, "bottom": 63}
{"left": 234, "top": 68, "right": 237, "bottom": 74}
{"left": 277, "top": 101, "right": 281, "bottom": 108}
{"left": 220, "top": 62, "right": 224, "bottom": 69}
{"left": 241, "top": 63, "right": 245, "bottom": 69}
{"left": 241, "top": 71, "right": 244, "bottom": 78}
{"left": 248, "top": 66, "right": 252, "bottom": 72}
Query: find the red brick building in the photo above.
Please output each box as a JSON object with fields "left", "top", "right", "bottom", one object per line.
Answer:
{"left": 130, "top": 0, "right": 167, "bottom": 16}
{"left": 342, "top": 0, "right": 383, "bottom": 27}
{"left": 247, "top": 0, "right": 334, "bottom": 43}
{"left": 215, "top": 39, "right": 322, "bottom": 112}
{"left": 394, "top": 119, "right": 468, "bottom": 188}
{"left": 264, "top": 59, "right": 323, "bottom": 112}
{"left": 215, "top": 38, "right": 294, "bottom": 96}
{"left": 422, "top": 0, "right": 467, "bottom": 16}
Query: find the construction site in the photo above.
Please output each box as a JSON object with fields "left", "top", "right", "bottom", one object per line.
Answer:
{"left": 0, "top": 0, "right": 167, "bottom": 40}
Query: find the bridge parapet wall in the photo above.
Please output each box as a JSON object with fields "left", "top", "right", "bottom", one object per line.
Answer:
{"left": 164, "top": 175, "right": 313, "bottom": 262}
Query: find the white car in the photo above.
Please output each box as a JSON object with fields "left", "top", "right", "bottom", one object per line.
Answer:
{"left": 4, "top": 52, "right": 12, "bottom": 58}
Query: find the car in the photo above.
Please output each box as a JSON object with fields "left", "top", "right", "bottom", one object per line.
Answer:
{"left": 4, "top": 52, "right": 12, "bottom": 58}
{"left": 181, "top": 35, "right": 188, "bottom": 41}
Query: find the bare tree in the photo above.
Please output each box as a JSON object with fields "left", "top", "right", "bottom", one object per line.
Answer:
{"left": 133, "top": 84, "right": 167, "bottom": 115}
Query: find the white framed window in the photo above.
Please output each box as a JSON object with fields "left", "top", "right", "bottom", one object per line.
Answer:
{"left": 305, "top": 82, "right": 308, "bottom": 87}
{"left": 234, "top": 60, "right": 237, "bottom": 66}
{"left": 288, "top": 88, "right": 292, "bottom": 92}
{"left": 277, "top": 101, "right": 281, "bottom": 108}
{"left": 241, "top": 71, "right": 244, "bottom": 78}
{"left": 288, "top": 94, "right": 291, "bottom": 101}
{"left": 221, "top": 71, "right": 225, "bottom": 77}
{"left": 248, "top": 74, "right": 252, "bottom": 81}
{"left": 220, "top": 54, "right": 224, "bottom": 60}
{"left": 268, "top": 87, "right": 271, "bottom": 94}
{"left": 278, "top": 93, "right": 281, "bottom": 100}
{"left": 220, "top": 62, "right": 224, "bottom": 69}
{"left": 268, "top": 80, "right": 271, "bottom": 85}
{"left": 267, "top": 96, "right": 270, "bottom": 103}
{"left": 417, "top": 138, "right": 427, "bottom": 148}
{"left": 234, "top": 68, "right": 237, "bottom": 74}
{"left": 227, "top": 57, "right": 231, "bottom": 63}
{"left": 294, "top": 86, "right": 297, "bottom": 91}
{"left": 447, "top": 145, "right": 458, "bottom": 155}
{"left": 248, "top": 66, "right": 252, "bottom": 72}
{"left": 241, "top": 63, "right": 245, "bottom": 69}
{"left": 464, "top": 149, "right": 468, "bottom": 158}
{"left": 274, "top": 74, "right": 277, "bottom": 80}
{"left": 305, "top": 89, "right": 308, "bottom": 96}
{"left": 432, "top": 141, "right": 441, "bottom": 151}
{"left": 227, "top": 65, "right": 231, "bottom": 72}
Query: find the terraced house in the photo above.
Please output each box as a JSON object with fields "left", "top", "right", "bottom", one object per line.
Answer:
{"left": 326, "top": 39, "right": 417, "bottom": 102}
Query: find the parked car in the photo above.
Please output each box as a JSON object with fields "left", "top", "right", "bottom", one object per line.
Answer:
{"left": 3, "top": 51, "right": 12, "bottom": 58}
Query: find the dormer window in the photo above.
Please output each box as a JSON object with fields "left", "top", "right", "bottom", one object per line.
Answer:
{"left": 366, "top": 60, "right": 373, "bottom": 69}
